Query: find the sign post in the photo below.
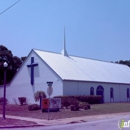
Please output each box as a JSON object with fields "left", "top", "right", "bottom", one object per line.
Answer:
{"left": 47, "top": 82, "right": 53, "bottom": 120}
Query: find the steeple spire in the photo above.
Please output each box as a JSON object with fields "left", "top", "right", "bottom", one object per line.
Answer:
{"left": 61, "top": 27, "right": 68, "bottom": 56}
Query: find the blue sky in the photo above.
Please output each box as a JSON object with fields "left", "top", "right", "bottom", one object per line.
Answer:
{"left": 0, "top": 0, "right": 130, "bottom": 62}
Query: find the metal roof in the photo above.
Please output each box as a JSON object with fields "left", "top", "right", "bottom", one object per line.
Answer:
{"left": 34, "top": 49, "right": 130, "bottom": 84}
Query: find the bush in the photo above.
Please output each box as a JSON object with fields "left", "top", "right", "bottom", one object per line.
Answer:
{"left": 18, "top": 97, "right": 26, "bottom": 105}
{"left": 79, "top": 102, "right": 91, "bottom": 109}
{"left": 70, "top": 105, "right": 76, "bottom": 111}
{"left": 83, "top": 105, "right": 89, "bottom": 110}
{"left": 71, "top": 100, "right": 79, "bottom": 110}
{"left": 0, "top": 97, "right": 7, "bottom": 105}
{"left": 70, "top": 104, "right": 79, "bottom": 111}
{"left": 28, "top": 104, "right": 40, "bottom": 111}
{"left": 62, "top": 98, "right": 71, "bottom": 108}
{"left": 75, "top": 106, "right": 79, "bottom": 111}
{"left": 56, "top": 97, "right": 79, "bottom": 109}
{"left": 54, "top": 95, "right": 102, "bottom": 104}
{"left": 72, "top": 100, "right": 79, "bottom": 106}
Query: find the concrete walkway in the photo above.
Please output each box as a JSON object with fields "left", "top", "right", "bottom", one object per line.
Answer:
{"left": 0, "top": 112, "right": 130, "bottom": 128}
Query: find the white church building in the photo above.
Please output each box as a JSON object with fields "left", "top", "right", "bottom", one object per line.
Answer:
{"left": 1, "top": 40, "right": 130, "bottom": 104}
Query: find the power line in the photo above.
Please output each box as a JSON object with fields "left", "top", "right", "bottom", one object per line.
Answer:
{"left": 0, "top": 0, "right": 21, "bottom": 16}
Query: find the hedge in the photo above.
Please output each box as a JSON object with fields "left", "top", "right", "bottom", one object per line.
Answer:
{"left": 18, "top": 97, "right": 26, "bottom": 105}
{"left": 28, "top": 104, "right": 40, "bottom": 111}
{"left": 60, "top": 97, "right": 78, "bottom": 108}
{"left": 54, "top": 95, "right": 102, "bottom": 104}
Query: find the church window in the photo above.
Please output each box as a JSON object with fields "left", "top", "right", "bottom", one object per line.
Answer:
{"left": 90, "top": 87, "right": 94, "bottom": 95}
{"left": 96, "top": 85, "right": 104, "bottom": 95}
{"left": 127, "top": 88, "right": 129, "bottom": 98}
{"left": 110, "top": 88, "right": 114, "bottom": 99}
{"left": 96, "top": 85, "right": 104, "bottom": 103}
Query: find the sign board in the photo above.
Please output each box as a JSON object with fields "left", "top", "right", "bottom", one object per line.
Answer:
{"left": 42, "top": 99, "right": 49, "bottom": 109}
{"left": 50, "top": 98, "right": 61, "bottom": 109}
{"left": 47, "top": 86, "right": 53, "bottom": 96}
{"left": 42, "top": 98, "right": 61, "bottom": 110}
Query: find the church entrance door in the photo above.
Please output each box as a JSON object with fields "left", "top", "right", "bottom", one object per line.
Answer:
{"left": 96, "top": 85, "right": 104, "bottom": 103}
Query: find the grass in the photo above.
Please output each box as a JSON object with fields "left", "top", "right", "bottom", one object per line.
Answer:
{"left": 0, "top": 103, "right": 130, "bottom": 127}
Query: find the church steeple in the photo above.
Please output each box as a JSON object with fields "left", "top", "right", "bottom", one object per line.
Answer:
{"left": 61, "top": 27, "right": 68, "bottom": 56}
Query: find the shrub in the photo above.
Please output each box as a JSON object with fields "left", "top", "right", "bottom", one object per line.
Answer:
{"left": 83, "top": 105, "right": 89, "bottom": 110}
{"left": 28, "top": 104, "right": 40, "bottom": 111}
{"left": 70, "top": 105, "right": 76, "bottom": 111}
{"left": 62, "top": 98, "right": 71, "bottom": 108}
{"left": 54, "top": 95, "right": 102, "bottom": 104}
{"left": 79, "top": 102, "right": 91, "bottom": 109}
{"left": 56, "top": 97, "right": 79, "bottom": 109}
{"left": 71, "top": 100, "right": 79, "bottom": 106}
{"left": 0, "top": 97, "right": 7, "bottom": 105}
{"left": 18, "top": 97, "right": 26, "bottom": 105}
{"left": 75, "top": 106, "right": 79, "bottom": 111}
{"left": 71, "top": 100, "right": 79, "bottom": 110}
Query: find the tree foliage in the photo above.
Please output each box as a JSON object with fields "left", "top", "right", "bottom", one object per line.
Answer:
{"left": 34, "top": 91, "right": 46, "bottom": 102}
{"left": 0, "top": 45, "right": 13, "bottom": 69}
{"left": 34, "top": 91, "right": 46, "bottom": 109}
{"left": 0, "top": 45, "right": 22, "bottom": 85}
{"left": 115, "top": 60, "right": 130, "bottom": 67}
{"left": 13, "top": 56, "right": 22, "bottom": 71}
{"left": 21, "top": 56, "right": 26, "bottom": 62}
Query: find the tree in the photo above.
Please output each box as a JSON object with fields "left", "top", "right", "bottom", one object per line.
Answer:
{"left": 116, "top": 60, "right": 130, "bottom": 67}
{"left": 34, "top": 91, "right": 46, "bottom": 108}
{"left": 0, "top": 45, "right": 13, "bottom": 69}
{"left": 21, "top": 56, "right": 26, "bottom": 62}
{"left": 13, "top": 56, "right": 22, "bottom": 72}
{"left": 0, "top": 45, "right": 22, "bottom": 84}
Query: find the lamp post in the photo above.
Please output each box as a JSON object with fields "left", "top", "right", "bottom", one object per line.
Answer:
{"left": 47, "top": 82, "right": 53, "bottom": 120}
{"left": 3, "top": 61, "right": 8, "bottom": 119}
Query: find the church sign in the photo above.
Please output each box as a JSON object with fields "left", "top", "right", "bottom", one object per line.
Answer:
{"left": 50, "top": 98, "right": 61, "bottom": 109}
{"left": 42, "top": 98, "right": 61, "bottom": 110}
{"left": 42, "top": 99, "right": 49, "bottom": 109}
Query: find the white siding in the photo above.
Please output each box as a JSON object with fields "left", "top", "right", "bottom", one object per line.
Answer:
{"left": 0, "top": 51, "right": 63, "bottom": 104}
{"left": 1, "top": 49, "right": 130, "bottom": 104}
{"left": 63, "top": 80, "right": 130, "bottom": 103}
{"left": 63, "top": 81, "right": 79, "bottom": 95}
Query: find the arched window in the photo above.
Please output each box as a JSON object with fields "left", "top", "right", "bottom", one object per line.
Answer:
{"left": 127, "top": 88, "right": 129, "bottom": 98}
{"left": 96, "top": 85, "right": 104, "bottom": 95}
{"left": 96, "top": 85, "right": 104, "bottom": 103}
{"left": 110, "top": 88, "right": 114, "bottom": 99}
{"left": 90, "top": 87, "right": 94, "bottom": 95}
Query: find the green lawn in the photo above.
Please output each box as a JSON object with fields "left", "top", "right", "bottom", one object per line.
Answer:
{"left": 89, "top": 103, "right": 130, "bottom": 115}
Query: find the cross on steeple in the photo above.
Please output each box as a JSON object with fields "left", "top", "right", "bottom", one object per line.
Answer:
{"left": 27, "top": 57, "right": 38, "bottom": 85}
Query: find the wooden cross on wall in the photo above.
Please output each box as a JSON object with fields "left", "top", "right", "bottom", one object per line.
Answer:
{"left": 27, "top": 57, "right": 38, "bottom": 85}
